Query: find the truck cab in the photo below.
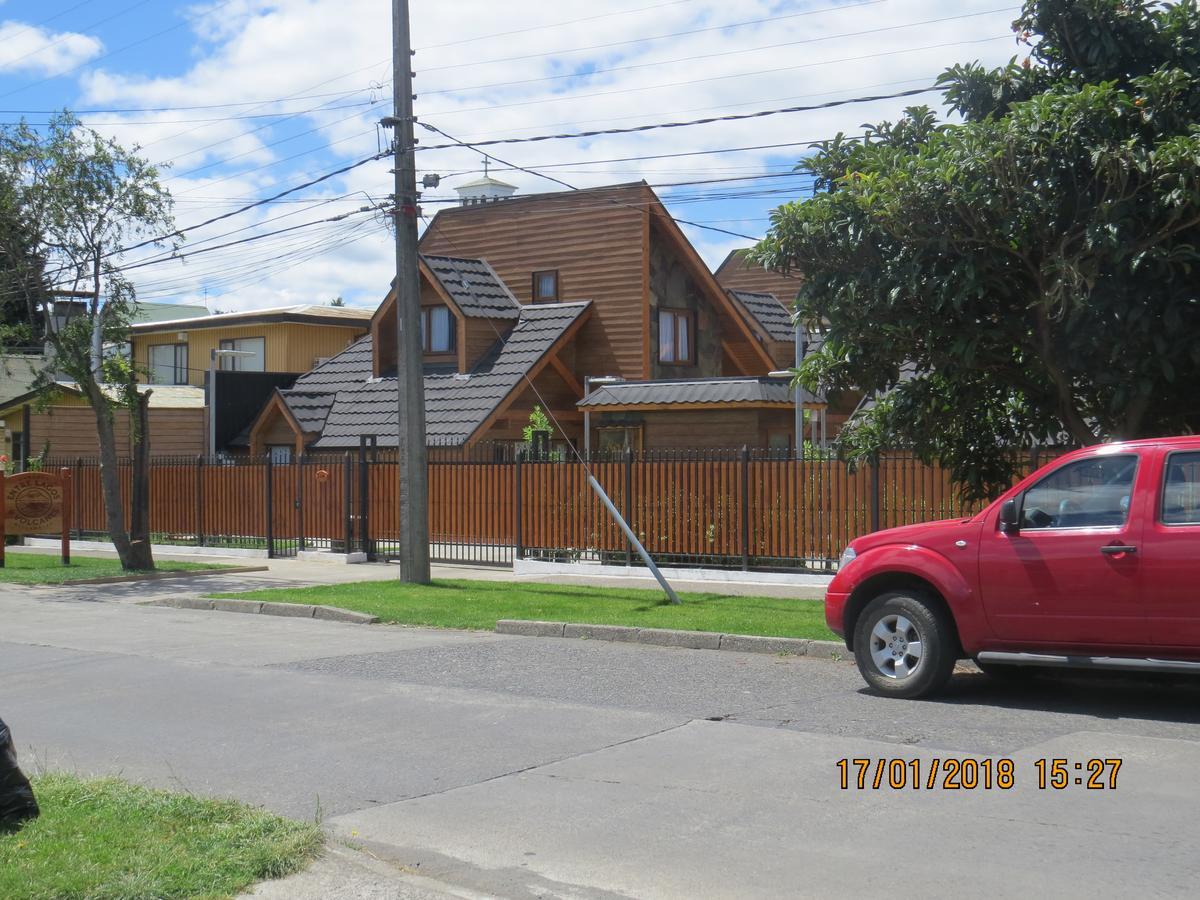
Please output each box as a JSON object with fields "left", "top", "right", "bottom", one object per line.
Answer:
{"left": 826, "top": 437, "right": 1200, "bottom": 697}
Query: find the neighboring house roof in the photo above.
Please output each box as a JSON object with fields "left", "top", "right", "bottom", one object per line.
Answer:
{"left": 291, "top": 302, "right": 592, "bottom": 447}
{"left": 130, "top": 304, "right": 373, "bottom": 333}
{"left": 577, "top": 376, "right": 820, "bottom": 409}
{"left": 421, "top": 255, "right": 521, "bottom": 319}
{"left": 134, "top": 302, "right": 209, "bottom": 324}
{"left": 1, "top": 355, "right": 46, "bottom": 408}
{"left": 2, "top": 381, "right": 206, "bottom": 412}
{"left": 727, "top": 289, "right": 795, "bottom": 343}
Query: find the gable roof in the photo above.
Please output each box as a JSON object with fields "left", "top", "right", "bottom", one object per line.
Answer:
{"left": 727, "top": 289, "right": 795, "bottom": 343}
{"left": 278, "top": 390, "right": 337, "bottom": 433}
{"left": 301, "top": 302, "right": 592, "bottom": 447}
{"left": 421, "top": 255, "right": 521, "bottom": 319}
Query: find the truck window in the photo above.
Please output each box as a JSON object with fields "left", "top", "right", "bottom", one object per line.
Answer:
{"left": 1161, "top": 452, "right": 1200, "bottom": 526}
{"left": 1019, "top": 454, "right": 1138, "bottom": 530}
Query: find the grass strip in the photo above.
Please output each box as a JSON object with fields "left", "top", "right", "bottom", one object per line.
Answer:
{"left": 0, "top": 552, "right": 219, "bottom": 584}
{"left": 0, "top": 773, "right": 322, "bottom": 900}
{"left": 211, "top": 577, "right": 836, "bottom": 640}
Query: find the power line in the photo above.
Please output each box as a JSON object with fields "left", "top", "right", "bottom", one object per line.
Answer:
{"left": 418, "top": 0, "right": 889, "bottom": 74}
{"left": 413, "top": 34, "right": 1010, "bottom": 118}
{"left": 0, "top": 0, "right": 155, "bottom": 72}
{"left": 414, "top": 87, "right": 938, "bottom": 153}
{"left": 420, "top": 8, "right": 1016, "bottom": 97}
{"left": 119, "top": 151, "right": 388, "bottom": 256}
{"left": 416, "top": 0, "right": 700, "bottom": 51}
{"left": 0, "top": 0, "right": 241, "bottom": 101}
{"left": 419, "top": 122, "right": 763, "bottom": 242}
{"left": 0, "top": 0, "right": 95, "bottom": 47}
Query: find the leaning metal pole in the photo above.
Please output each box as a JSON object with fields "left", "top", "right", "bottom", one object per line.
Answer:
{"left": 390, "top": 0, "right": 430, "bottom": 582}
{"left": 585, "top": 474, "right": 681, "bottom": 605}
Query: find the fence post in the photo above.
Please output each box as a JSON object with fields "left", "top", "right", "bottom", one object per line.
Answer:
{"left": 342, "top": 452, "right": 353, "bottom": 554}
{"left": 623, "top": 446, "right": 633, "bottom": 567}
{"left": 195, "top": 455, "right": 205, "bottom": 546}
{"left": 297, "top": 453, "right": 306, "bottom": 552}
{"left": 514, "top": 450, "right": 523, "bottom": 561}
{"left": 869, "top": 454, "right": 881, "bottom": 534}
{"left": 265, "top": 453, "right": 275, "bottom": 559}
{"left": 74, "top": 457, "right": 83, "bottom": 539}
{"left": 357, "top": 440, "right": 370, "bottom": 559}
{"left": 740, "top": 445, "right": 750, "bottom": 571}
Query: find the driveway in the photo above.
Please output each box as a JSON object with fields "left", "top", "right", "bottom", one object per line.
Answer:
{"left": 2, "top": 582, "right": 1198, "bottom": 898}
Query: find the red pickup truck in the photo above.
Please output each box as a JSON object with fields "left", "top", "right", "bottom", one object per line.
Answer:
{"left": 825, "top": 436, "right": 1200, "bottom": 698}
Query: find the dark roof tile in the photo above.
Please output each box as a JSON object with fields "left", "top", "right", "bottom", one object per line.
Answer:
{"left": 308, "top": 302, "right": 590, "bottom": 447}
{"left": 422, "top": 254, "right": 520, "bottom": 319}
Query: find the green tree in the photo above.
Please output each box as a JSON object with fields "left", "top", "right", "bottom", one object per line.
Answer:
{"left": 328, "top": 296, "right": 346, "bottom": 307}
{"left": 0, "top": 113, "right": 177, "bottom": 569}
{"left": 754, "top": 0, "right": 1200, "bottom": 497}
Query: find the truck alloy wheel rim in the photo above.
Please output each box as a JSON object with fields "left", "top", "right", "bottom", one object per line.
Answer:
{"left": 869, "top": 614, "right": 924, "bottom": 679}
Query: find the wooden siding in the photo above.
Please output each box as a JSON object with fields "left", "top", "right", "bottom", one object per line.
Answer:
{"left": 28, "top": 406, "right": 205, "bottom": 457}
{"left": 420, "top": 184, "right": 650, "bottom": 380}
{"left": 462, "top": 317, "right": 511, "bottom": 370}
{"left": 592, "top": 409, "right": 793, "bottom": 451}
{"left": 132, "top": 322, "right": 366, "bottom": 386}
{"left": 714, "top": 250, "right": 802, "bottom": 304}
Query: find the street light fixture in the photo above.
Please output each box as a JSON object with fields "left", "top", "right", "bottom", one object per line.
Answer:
{"left": 208, "top": 348, "right": 255, "bottom": 458}
{"left": 582, "top": 375, "right": 624, "bottom": 459}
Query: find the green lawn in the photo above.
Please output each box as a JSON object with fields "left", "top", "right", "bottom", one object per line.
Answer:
{"left": 0, "top": 552, "right": 221, "bottom": 584}
{"left": 211, "top": 578, "right": 837, "bottom": 640}
{"left": 0, "top": 773, "right": 322, "bottom": 900}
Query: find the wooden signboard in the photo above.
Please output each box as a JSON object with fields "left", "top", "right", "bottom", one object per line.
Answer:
{"left": 0, "top": 468, "right": 72, "bottom": 567}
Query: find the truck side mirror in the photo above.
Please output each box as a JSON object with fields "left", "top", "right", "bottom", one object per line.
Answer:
{"left": 999, "top": 498, "right": 1020, "bottom": 535}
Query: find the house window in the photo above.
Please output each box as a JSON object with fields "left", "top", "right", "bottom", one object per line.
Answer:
{"left": 268, "top": 445, "right": 292, "bottom": 464}
{"left": 532, "top": 270, "right": 559, "bottom": 303}
{"left": 148, "top": 343, "right": 188, "bottom": 384}
{"left": 658, "top": 309, "right": 694, "bottom": 365}
{"left": 596, "top": 426, "right": 643, "bottom": 453}
{"left": 420, "top": 306, "right": 455, "bottom": 353}
{"left": 218, "top": 337, "right": 265, "bottom": 371}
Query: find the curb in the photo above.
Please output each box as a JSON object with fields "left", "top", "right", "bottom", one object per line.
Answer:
{"left": 495, "top": 620, "right": 845, "bottom": 659}
{"left": 56, "top": 565, "right": 270, "bottom": 586}
{"left": 145, "top": 596, "right": 379, "bottom": 624}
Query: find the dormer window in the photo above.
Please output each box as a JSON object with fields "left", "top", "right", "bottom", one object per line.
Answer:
{"left": 532, "top": 270, "right": 559, "bottom": 303}
{"left": 421, "top": 306, "right": 455, "bottom": 354}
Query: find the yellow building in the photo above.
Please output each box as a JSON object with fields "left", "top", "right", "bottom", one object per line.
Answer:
{"left": 129, "top": 304, "right": 373, "bottom": 386}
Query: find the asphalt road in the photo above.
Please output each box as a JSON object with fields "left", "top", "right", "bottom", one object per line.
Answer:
{"left": 3, "top": 582, "right": 1199, "bottom": 899}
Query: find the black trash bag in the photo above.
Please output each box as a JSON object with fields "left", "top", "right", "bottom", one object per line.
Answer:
{"left": 0, "top": 716, "right": 39, "bottom": 828}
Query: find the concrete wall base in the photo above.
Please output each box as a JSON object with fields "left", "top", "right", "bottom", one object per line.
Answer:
{"left": 22, "top": 537, "right": 269, "bottom": 559}
{"left": 512, "top": 557, "right": 833, "bottom": 588}
{"left": 295, "top": 550, "right": 368, "bottom": 565}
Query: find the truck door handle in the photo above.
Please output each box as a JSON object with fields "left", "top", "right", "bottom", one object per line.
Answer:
{"left": 1100, "top": 544, "right": 1137, "bottom": 556}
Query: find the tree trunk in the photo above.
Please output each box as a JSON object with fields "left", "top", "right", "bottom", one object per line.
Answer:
{"left": 83, "top": 382, "right": 148, "bottom": 569}
{"left": 127, "top": 390, "right": 155, "bottom": 570}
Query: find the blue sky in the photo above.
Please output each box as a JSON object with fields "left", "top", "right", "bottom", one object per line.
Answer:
{"left": 0, "top": 0, "right": 1023, "bottom": 310}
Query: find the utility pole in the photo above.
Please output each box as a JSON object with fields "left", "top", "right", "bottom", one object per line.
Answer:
{"left": 389, "top": 0, "right": 430, "bottom": 582}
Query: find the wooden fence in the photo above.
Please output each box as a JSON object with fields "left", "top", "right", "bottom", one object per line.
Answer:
{"left": 43, "top": 446, "right": 1054, "bottom": 570}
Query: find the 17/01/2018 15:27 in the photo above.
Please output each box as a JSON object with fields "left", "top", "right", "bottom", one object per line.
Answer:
{"left": 836, "top": 758, "right": 1122, "bottom": 790}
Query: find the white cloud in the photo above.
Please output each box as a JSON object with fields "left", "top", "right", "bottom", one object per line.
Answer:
{"left": 59, "top": 0, "right": 1024, "bottom": 310}
{"left": 0, "top": 20, "right": 103, "bottom": 75}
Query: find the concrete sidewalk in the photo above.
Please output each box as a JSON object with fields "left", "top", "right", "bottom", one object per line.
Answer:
{"left": 14, "top": 543, "right": 828, "bottom": 599}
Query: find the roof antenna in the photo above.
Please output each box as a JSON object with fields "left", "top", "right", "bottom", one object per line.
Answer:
{"left": 482, "top": 156, "right": 489, "bottom": 177}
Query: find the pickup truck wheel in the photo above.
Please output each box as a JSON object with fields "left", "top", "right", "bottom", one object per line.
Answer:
{"left": 853, "top": 591, "right": 957, "bottom": 699}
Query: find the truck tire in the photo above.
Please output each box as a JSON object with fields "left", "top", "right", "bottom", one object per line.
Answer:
{"left": 853, "top": 591, "right": 958, "bottom": 698}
